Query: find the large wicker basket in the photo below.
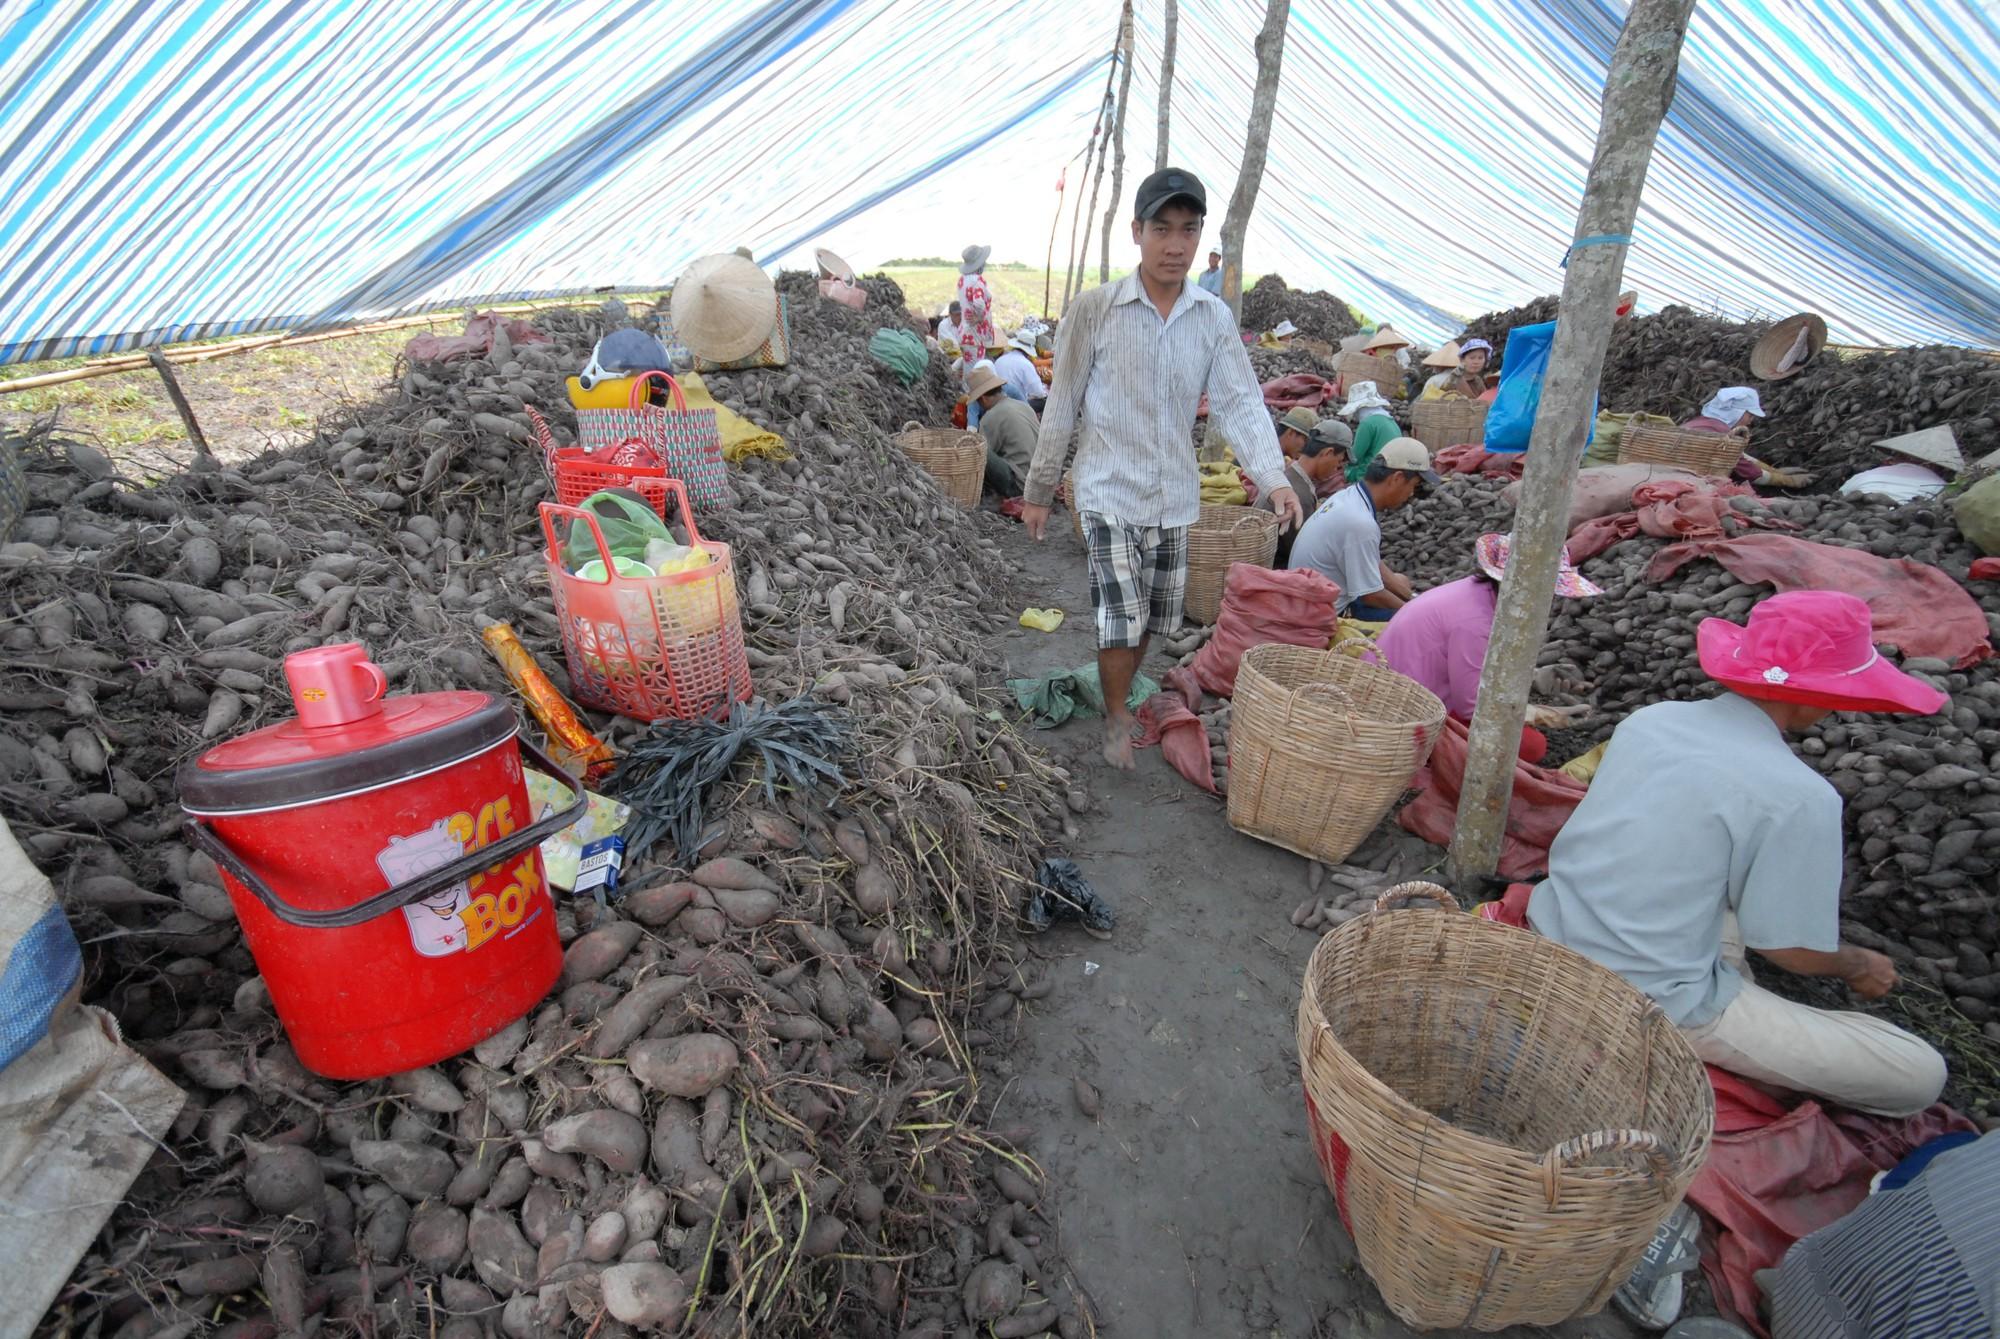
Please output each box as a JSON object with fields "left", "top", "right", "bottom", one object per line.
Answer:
{"left": 1185, "top": 505, "right": 1280, "bottom": 625}
{"left": 1297, "top": 883, "right": 1714, "bottom": 1330}
{"left": 1408, "top": 398, "right": 1490, "bottom": 453}
{"left": 894, "top": 422, "right": 983, "bottom": 508}
{"left": 1226, "top": 644, "right": 1445, "bottom": 862}
{"left": 1335, "top": 350, "right": 1406, "bottom": 399}
{"left": 1617, "top": 423, "right": 1747, "bottom": 478}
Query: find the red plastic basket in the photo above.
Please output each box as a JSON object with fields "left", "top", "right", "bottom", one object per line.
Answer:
{"left": 539, "top": 480, "right": 752, "bottom": 723}
{"left": 531, "top": 373, "right": 692, "bottom": 517}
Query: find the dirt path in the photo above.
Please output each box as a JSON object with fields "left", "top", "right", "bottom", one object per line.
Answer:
{"left": 987, "top": 518, "right": 1639, "bottom": 1338}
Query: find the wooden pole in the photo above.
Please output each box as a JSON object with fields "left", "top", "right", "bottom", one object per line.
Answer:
{"left": 1043, "top": 168, "right": 1069, "bottom": 320}
{"left": 1218, "top": 0, "right": 1290, "bottom": 323}
{"left": 1154, "top": 0, "right": 1178, "bottom": 173}
{"left": 1065, "top": 90, "right": 1113, "bottom": 312}
{"left": 146, "top": 349, "right": 214, "bottom": 471}
{"left": 1448, "top": 0, "right": 1697, "bottom": 885}
{"left": 1097, "top": 0, "right": 1136, "bottom": 284}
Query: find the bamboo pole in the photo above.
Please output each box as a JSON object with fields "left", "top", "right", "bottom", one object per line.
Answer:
{"left": 1218, "top": 0, "right": 1291, "bottom": 323}
{"left": 146, "top": 350, "right": 213, "bottom": 470}
{"left": 1154, "top": 0, "right": 1178, "bottom": 173}
{"left": 1448, "top": 0, "right": 1697, "bottom": 885}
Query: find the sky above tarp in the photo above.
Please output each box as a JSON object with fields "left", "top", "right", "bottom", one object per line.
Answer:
{"left": 0, "top": 0, "right": 1995, "bottom": 365}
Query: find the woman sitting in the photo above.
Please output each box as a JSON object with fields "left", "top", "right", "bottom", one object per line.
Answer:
{"left": 1420, "top": 337, "right": 1492, "bottom": 401}
{"left": 1684, "top": 386, "right": 1810, "bottom": 488}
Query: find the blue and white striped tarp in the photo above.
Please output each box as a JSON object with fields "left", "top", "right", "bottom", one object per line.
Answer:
{"left": 0, "top": 0, "right": 1995, "bottom": 364}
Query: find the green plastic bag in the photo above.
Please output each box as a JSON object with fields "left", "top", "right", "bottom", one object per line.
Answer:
{"left": 868, "top": 328, "right": 930, "bottom": 387}
{"left": 1006, "top": 665, "right": 1160, "bottom": 728}
{"left": 1953, "top": 474, "right": 2000, "bottom": 555}
{"left": 566, "top": 489, "right": 674, "bottom": 570}
{"left": 1586, "top": 411, "right": 1676, "bottom": 467}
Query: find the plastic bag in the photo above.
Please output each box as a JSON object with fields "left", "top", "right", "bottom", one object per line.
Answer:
{"left": 566, "top": 489, "right": 675, "bottom": 570}
{"left": 1586, "top": 410, "right": 1676, "bottom": 466}
{"left": 1952, "top": 473, "right": 2000, "bottom": 555}
{"left": 1024, "top": 858, "right": 1114, "bottom": 936}
{"left": 1483, "top": 320, "right": 1595, "bottom": 454}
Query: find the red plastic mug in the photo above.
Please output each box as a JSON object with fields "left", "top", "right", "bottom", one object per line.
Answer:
{"left": 286, "top": 643, "right": 388, "bottom": 729}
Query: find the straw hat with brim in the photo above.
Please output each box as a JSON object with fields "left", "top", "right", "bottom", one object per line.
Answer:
{"left": 1750, "top": 312, "right": 1828, "bottom": 381}
{"left": 1422, "top": 341, "right": 1462, "bottom": 370}
{"left": 814, "top": 247, "right": 855, "bottom": 283}
{"left": 960, "top": 244, "right": 992, "bottom": 275}
{"left": 964, "top": 366, "right": 1006, "bottom": 401}
{"left": 1007, "top": 332, "right": 1038, "bottom": 356}
{"left": 1696, "top": 591, "right": 1947, "bottom": 716}
{"left": 1363, "top": 326, "right": 1412, "bottom": 352}
{"left": 671, "top": 254, "right": 777, "bottom": 362}
{"left": 1475, "top": 532, "right": 1602, "bottom": 598}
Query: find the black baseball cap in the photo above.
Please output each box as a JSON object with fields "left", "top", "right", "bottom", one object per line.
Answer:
{"left": 1134, "top": 167, "right": 1206, "bottom": 221}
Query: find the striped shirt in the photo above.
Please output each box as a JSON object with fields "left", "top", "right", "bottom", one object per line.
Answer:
{"left": 1023, "top": 273, "right": 1286, "bottom": 528}
{"left": 1770, "top": 1131, "right": 1997, "bottom": 1338}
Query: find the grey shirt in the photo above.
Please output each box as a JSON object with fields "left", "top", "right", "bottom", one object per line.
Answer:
{"left": 1023, "top": 272, "right": 1286, "bottom": 526}
{"left": 1528, "top": 693, "right": 1843, "bottom": 1027}
{"left": 1287, "top": 484, "right": 1381, "bottom": 613}
{"left": 978, "top": 397, "right": 1040, "bottom": 476}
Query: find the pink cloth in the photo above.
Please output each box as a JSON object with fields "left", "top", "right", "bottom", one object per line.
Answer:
{"left": 1374, "top": 575, "right": 1495, "bottom": 720}
{"left": 1136, "top": 694, "right": 1216, "bottom": 794}
{"left": 956, "top": 273, "right": 996, "bottom": 359}
{"left": 1433, "top": 444, "right": 1525, "bottom": 479}
{"left": 404, "top": 312, "right": 550, "bottom": 362}
{"left": 1649, "top": 533, "right": 1994, "bottom": 669}
{"left": 1680, "top": 415, "right": 1734, "bottom": 433}
{"left": 1260, "top": 373, "right": 1336, "bottom": 412}
{"left": 1566, "top": 478, "right": 1789, "bottom": 563}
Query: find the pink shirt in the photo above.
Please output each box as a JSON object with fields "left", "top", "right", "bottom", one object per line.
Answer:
{"left": 1374, "top": 575, "right": 1496, "bottom": 721}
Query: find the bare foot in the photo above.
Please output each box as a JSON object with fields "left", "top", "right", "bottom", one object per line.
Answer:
{"left": 1102, "top": 714, "right": 1137, "bottom": 770}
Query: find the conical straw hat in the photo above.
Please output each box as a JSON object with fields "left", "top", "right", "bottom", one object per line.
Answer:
{"left": 1876, "top": 424, "right": 1962, "bottom": 472}
{"left": 814, "top": 247, "right": 854, "bottom": 282}
{"left": 1422, "top": 340, "right": 1461, "bottom": 369}
{"left": 671, "top": 254, "right": 777, "bottom": 362}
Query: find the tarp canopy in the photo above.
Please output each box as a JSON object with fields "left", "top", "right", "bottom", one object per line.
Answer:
{"left": 1, "top": 0, "right": 1995, "bottom": 366}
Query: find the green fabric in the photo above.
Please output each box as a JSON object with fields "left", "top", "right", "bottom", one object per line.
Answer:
{"left": 868, "top": 328, "right": 930, "bottom": 386}
{"left": 1007, "top": 665, "right": 1160, "bottom": 727}
{"left": 1585, "top": 410, "right": 1676, "bottom": 467}
{"left": 1953, "top": 474, "right": 2000, "bottom": 556}
{"left": 566, "top": 489, "right": 674, "bottom": 569}
{"left": 1344, "top": 411, "right": 1402, "bottom": 482}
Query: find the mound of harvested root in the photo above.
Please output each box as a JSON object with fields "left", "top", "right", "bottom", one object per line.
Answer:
{"left": 1378, "top": 475, "right": 2000, "bottom": 1116}
{"left": 1238, "top": 274, "right": 1361, "bottom": 344}
{"left": 9, "top": 274, "right": 1097, "bottom": 1337}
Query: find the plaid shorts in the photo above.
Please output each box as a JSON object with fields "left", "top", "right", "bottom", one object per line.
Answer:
{"left": 1080, "top": 512, "right": 1189, "bottom": 649}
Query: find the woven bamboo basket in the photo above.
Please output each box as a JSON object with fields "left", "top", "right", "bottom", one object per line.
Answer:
{"left": 1617, "top": 423, "right": 1747, "bottom": 478}
{"left": 1334, "top": 350, "right": 1406, "bottom": 399}
{"left": 1226, "top": 643, "right": 1445, "bottom": 863}
{"left": 1184, "top": 505, "right": 1281, "bottom": 625}
{"left": 1408, "top": 397, "right": 1490, "bottom": 453}
{"left": 1297, "top": 883, "right": 1714, "bottom": 1330}
{"left": 894, "top": 422, "right": 984, "bottom": 508}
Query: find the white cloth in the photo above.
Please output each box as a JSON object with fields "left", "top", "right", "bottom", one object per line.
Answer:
{"left": 1339, "top": 381, "right": 1392, "bottom": 417}
{"left": 1287, "top": 483, "right": 1382, "bottom": 613}
{"left": 1022, "top": 272, "right": 1286, "bottom": 527}
{"left": 1838, "top": 461, "right": 1946, "bottom": 501}
{"left": 937, "top": 316, "right": 959, "bottom": 349}
{"left": 1528, "top": 693, "right": 1844, "bottom": 1027}
{"left": 1701, "top": 386, "right": 1767, "bottom": 423}
{"left": 1684, "top": 914, "right": 1945, "bottom": 1117}
{"left": 992, "top": 349, "right": 1046, "bottom": 405}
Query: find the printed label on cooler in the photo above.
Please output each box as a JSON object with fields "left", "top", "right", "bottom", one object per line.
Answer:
{"left": 376, "top": 796, "right": 543, "bottom": 957}
{"left": 377, "top": 819, "right": 474, "bottom": 958}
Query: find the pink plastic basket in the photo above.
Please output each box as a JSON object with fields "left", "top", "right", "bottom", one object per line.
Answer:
{"left": 539, "top": 480, "right": 752, "bottom": 722}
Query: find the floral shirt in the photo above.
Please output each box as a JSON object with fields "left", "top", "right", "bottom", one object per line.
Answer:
{"left": 956, "top": 272, "right": 996, "bottom": 364}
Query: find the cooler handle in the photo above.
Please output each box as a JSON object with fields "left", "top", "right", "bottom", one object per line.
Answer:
{"left": 184, "top": 736, "right": 588, "bottom": 930}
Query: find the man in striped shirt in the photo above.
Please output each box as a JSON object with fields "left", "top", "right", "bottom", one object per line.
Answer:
{"left": 1021, "top": 167, "right": 1300, "bottom": 768}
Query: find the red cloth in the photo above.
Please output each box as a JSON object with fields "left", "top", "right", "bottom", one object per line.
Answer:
{"left": 1517, "top": 723, "right": 1548, "bottom": 765}
{"left": 1475, "top": 881, "right": 1534, "bottom": 926}
{"left": 1971, "top": 557, "right": 2000, "bottom": 581}
{"left": 403, "top": 312, "right": 549, "bottom": 362}
{"left": 1433, "top": 444, "right": 1525, "bottom": 479}
{"left": 1188, "top": 565, "right": 1344, "bottom": 697}
{"left": 1136, "top": 694, "right": 1215, "bottom": 793}
{"left": 1649, "top": 533, "right": 1994, "bottom": 669}
{"left": 1395, "top": 716, "right": 1587, "bottom": 878}
{"left": 1260, "top": 373, "right": 1337, "bottom": 412}
{"left": 1566, "top": 479, "right": 1791, "bottom": 563}
{"left": 1689, "top": 1069, "right": 1978, "bottom": 1335}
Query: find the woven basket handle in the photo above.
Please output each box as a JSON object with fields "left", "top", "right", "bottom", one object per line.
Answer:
{"left": 628, "top": 371, "right": 689, "bottom": 412}
{"left": 1330, "top": 634, "right": 1386, "bottom": 666}
{"left": 901, "top": 420, "right": 923, "bottom": 433}
{"left": 1540, "top": 1128, "right": 1671, "bottom": 1208}
{"left": 1372, "top": 881, "right": 1456, "bottom": 913}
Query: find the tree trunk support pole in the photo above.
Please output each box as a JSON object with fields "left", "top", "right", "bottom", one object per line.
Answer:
{"left": 1448, "top": 0, "right": 1696, "bottom": 887}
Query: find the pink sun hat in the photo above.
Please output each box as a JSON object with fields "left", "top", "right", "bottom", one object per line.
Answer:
{"left": 1696, "top": 590, "right": 1947, "bottom": 715}
{"left": 1474, "top": 532, "right": 1602, "bottom": 599}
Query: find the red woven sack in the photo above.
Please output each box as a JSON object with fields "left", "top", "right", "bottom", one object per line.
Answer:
{"left": 1188, "top": 564, "right": 1343, "bottom": 698}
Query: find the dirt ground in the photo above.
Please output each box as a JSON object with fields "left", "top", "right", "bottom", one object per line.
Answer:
{"left": 985, "top": 519, "right": 1644, "bottom": 1338}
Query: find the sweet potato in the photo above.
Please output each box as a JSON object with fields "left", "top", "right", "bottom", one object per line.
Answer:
{"left": 541, "top": 1109, "right": 647, "bottom": 1174}
{"left": 851, "top": 860, "right": 896, "bottom": 917}
{"left": 588, "top": 973, "right": 692, "bottom": 1059}
{"left": 629, "top": 1034, "right": 738, "bottom": 1098}
{"left": 352, "top": 1138, "right": 455, "bottom": 1199}
{"left": 560, "top": 920, "right": 642, "bottom": 986}
{"left": 689, "top": 856, "right": 777, "bottom": 893}
{"left": 600, "top": 1262, "right": 686, "bottom": 1329}
{"left": 624, "top": 880, "right": 699, "bottom": 927}
{"left": 467, "top": 1206, "right": 538, "bottom": 1297}
{"left": 711, "top": 886, "right": 780, "bottom": 927}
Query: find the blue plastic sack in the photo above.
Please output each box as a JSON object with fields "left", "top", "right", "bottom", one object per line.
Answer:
{"left": 1483, "top": 320, "right": 1594, "bottom": 454}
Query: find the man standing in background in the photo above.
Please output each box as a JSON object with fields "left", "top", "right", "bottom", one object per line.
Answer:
{"left": 1196, "top": 248, "right": 1224, "bottom": 296}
